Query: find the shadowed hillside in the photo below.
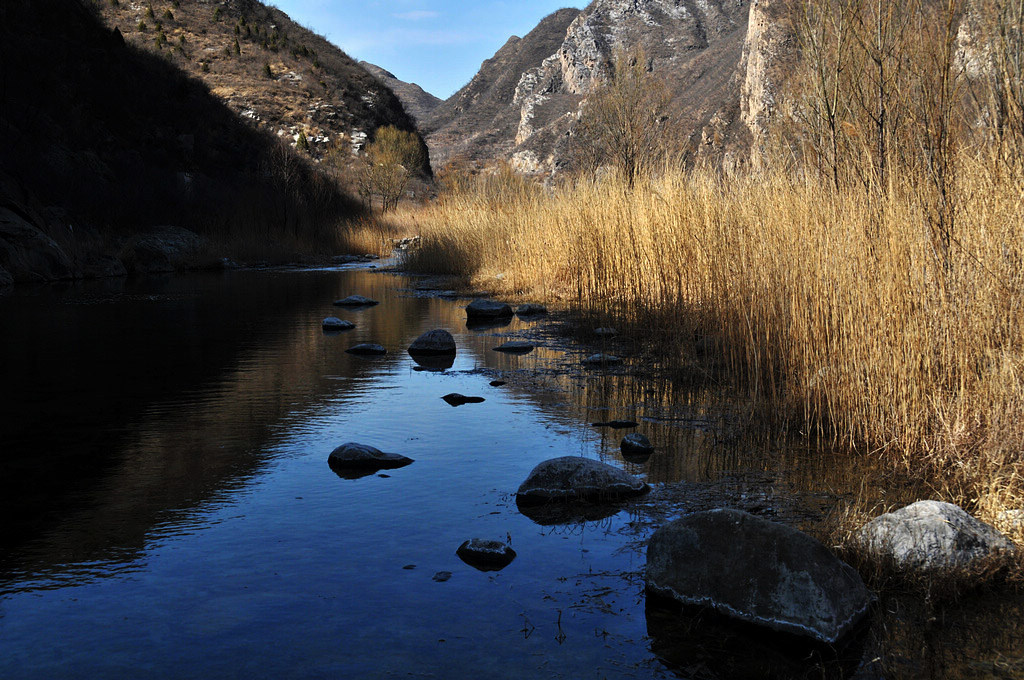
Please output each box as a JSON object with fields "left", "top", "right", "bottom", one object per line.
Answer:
{"left": 0, "top": 0, "right": 372, "bottom": 284}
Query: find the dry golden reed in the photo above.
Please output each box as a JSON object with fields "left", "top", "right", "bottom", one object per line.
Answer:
{"left": 405, "top": 158, "right": 1024, "bottom": 523}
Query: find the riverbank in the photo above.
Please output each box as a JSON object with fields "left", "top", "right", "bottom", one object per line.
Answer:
{"left": 399, "top": 163, "right": 1024, "bottom": 543}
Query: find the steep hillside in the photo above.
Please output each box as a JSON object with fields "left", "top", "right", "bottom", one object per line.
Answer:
{"left": 0, "top": 0, "right": 365, "bottom": 285}
{"left": 425, "top": 0, "right": 753, "bottom": 174}
{"left": 424, "top": 8, "right": 582, "bottom": 168}
{"left": 359, "top": 62, "right": 442, "bottom": 125}
{"left": 94, "top": 0, "right": 427, "bottom": 169}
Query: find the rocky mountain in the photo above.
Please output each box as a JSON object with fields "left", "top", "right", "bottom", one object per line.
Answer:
{"left": 0, "top": 0, "right": 366, "bottom": 286}
{"left": 94, "top": 0, "right": 426, "bottom": 167}
{"left": 423, "top": 8, "right": 582, "bottom": 168}
{"left": 424, "top": 0, "right": 759, "bottom": 174}
{"left": 358, "top": 62, "right": 442, "bottom": 125}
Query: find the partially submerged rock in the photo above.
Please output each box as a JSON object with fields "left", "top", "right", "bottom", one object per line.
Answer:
{"left": 621, "top": 433, "right": 654, "bottom": 458}
{"left": 489, "top": 380, "right": 507, "bottom": 387}
{"left": 516, "top": 303, "right": 548, "bottom": 316}
{"left": 594, "top": 327, "right": 617, "bottom": 337}
{"left": 327, "top": 442, "right": 413, "bottom": 475}
{"left": 646, "top": 509, "right": 873, "bottom": 644}
{"left": 345, "top": 343, "right": 387, "bottom": 356}
{"left": 333, "top": 295, "right": 379, "bottom": 307}
{"left": 322, "top": 317, "right": 355, "bottom": 331}
{"left": 442, "top": 393, "right": 485, "bottom": 406}
{"left": 456, "top": 539, "right": 517, "bottom": 571}
{"left": 408, "top": 329, "right": 456, "bottom": 355}
{"left": 592, "top": 420, "right": 638, "bottom": 429}
{"left": 582, "top": 353, "right": 622, "bottom": 367}
{"left": 466, "top": 298, "right": 513, "bottom": 319}
{"left": 493, "top": 341, "right": 535, "bottom": 354}
{"left": 516, "top": 456, "right": 648, "bottom": 505}
{"left": 853, "top": 500, "right": 1016, "bottom": 572}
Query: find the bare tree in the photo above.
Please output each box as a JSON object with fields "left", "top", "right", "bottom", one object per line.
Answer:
{"left": 574, "top": 47, "right": 676, "bottom": 186}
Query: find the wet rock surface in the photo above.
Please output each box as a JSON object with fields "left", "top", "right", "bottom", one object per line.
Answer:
{"left": 408, "top": 328, "right": 456, "bottom": 355}
{"left": 645, "top": 509, "right": 874, "bottom": 644}
{"left": 466, "top": 298, "right": 513, "bottom": 319}
{"left": 516, "top": 456, "right": 649, "bottom": 505}
{"left": 582, "top": 353, "right": 621, "bottom": 367}
{"left": 345, "top": 343, "right": 387, "bottom": 356}
{"left": 516, "top": 303, "right": 548, "bottom": 317}
{"left": 621, "top": 433, "right": 654, "bottom": 458}
{"left": 327, "top": 442, "right": 413, "bottom": 475}
{"left": 456, "top": 539, "right": 517, "bottom": 571}
{"left": 493, "top": 340, "right": 535, "bottom": 354}
{"left": 322, "top": 317, "right": 355, "bottom": 331}
{"left": 853, "top": 500, "right": 1016, "bottom": 572}
{"left": 333, "top": 295, "right": 379, "bottom": 307}
{"left": 442, "top": 393, "right": 485, "bottom": 406}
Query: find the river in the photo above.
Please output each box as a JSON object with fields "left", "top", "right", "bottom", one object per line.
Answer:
{"left": 1, "top": 264, "right": 1022, "bottom": 679}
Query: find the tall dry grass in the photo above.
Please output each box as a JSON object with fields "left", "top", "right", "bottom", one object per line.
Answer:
{"left": 405, "top": 158, "right": 1024, "bottom": 527}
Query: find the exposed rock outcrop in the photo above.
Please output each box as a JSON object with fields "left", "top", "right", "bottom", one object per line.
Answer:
{"left": 359, "top": 61, "right": 442, "bottom": 125}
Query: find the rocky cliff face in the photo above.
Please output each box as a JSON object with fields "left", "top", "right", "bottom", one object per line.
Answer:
{"left": 95, "top": 0, "right": 425, "bottom": 167}
{"left": 359, "top": 62, "right": 442, "bottom": 125}
{"left": 426, "top": 0, "right": 754, "bottom": 174}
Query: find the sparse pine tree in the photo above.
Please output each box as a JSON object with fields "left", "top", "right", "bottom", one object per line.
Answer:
{"left": 213, "top": 6, "right": 222, "bottom": 21}
{"left": 233, "top": 38, "right": 240, "bottom": 55}
{"left": 201, "top": 61, "right": 211, "bottom": 73}
{"left": 263, "top": 62, "right": 273, "bottom": 79}
{"left": 138, "top": 20, "right": 147, "bottom": 31}
{"left": 297, "top": 131, "right": 310, "bottom": 152}
{"left": 145, "top": 4, "right": 154, "bottom": 19}
{"left": 109, "top": 0, "right": 119, "bottom": 7}
{"left": 155, "top": 30, "right": 166, "bottom": 48}
{"left": 163, "top": 9, "right": 173, "bottom": 21}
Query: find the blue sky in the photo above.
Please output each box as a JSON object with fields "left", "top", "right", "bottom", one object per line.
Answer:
{"left": 271, "top": 0, "right": 586, "bottom": 99}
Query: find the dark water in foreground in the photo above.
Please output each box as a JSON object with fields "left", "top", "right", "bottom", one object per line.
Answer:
{"left": 1, "top": 266, "right": 1022, "bottom": 679}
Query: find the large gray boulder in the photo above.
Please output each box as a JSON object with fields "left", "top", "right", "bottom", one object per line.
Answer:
{"left": 327, "top": 442, "right": 413, "bottom": 472}
{"left": 646, "top": 509, "right": 873, "bottom": 644}
{"left": 408, "top": 329, "right": 456, "bottom": 355}
{"left": 466, "top": 298, "right": 513, "bottom": 319}
{"left": 516, "top": 456, "right": 648, "bottom": 505}
{"left": 853, "top": 500, "right": 1016, "bottom": 572}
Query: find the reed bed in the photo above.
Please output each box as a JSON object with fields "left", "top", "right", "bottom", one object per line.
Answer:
{"left": 405, "top": 159, "right": 1024, "bottom": 525}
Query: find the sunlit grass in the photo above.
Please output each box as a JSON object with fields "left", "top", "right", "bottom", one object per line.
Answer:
{"left": 405, "top": 158, "right": 1024, "bottom": 525}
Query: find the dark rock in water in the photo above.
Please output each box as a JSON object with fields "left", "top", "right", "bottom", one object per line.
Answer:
{"left": 322, "top": 317, "right": 355, "bottom": 331}
{"left": 332, "top": 254, "right": 365, "bottom": 264}
{"left": 411, "top": 357, "right": 454, "bottom": 371}
{"left": 592, "top": 420, "right": 639, "bottom": 429}
{"left": 345, "top": 343, "right": 387, "bottom": 356}
{"left": 516, "top": 456, "right": 648, "bottom": 505}
{"left": 333, "top": 295, "right": 379, "bottom": 307}
{"left": 489, "top": 380, "right": 507, "bottom": 387}
{"left": 516, "top": 498, "right": 624, "bottom": 526}
{"left": 516, "top": 303, "right": 548, "bottom": 317}
{"left": 121, "top": 225, "right": 201, "bottom": 274}
{"left": 621, "top": 433, "right": 654, "bottom": 458}
{"left": 402, "top": 564, "right": 416, "bottom": 570}
{"left": 442, "top": 393, "right": 485, "bottom": 406}
{"left": 582, "top": 353, "right": 622, "bottom": 367}
{"left": 646, "top": 596, "right": 867, "bottom": 679}
{"left": 456, "top": 539, "right": 517, "bottom": 571}
{"left": 645, "top": 509, "right": 873, "bottom": 644}
{"left": 327, "top": 442, "right": 413, "bottom": 476}
{"left": 466, "top": 298, "right": 513, "bottom": 319}
{"left": 408, "top": 329, "right": 456, "bottom": 355}
{"left": 594, "top": 327, "right": 617, "bottom": 337}
{"left": 853, "top": 500, "right": 1016, "bottom": 572}
{"left": 466, "top": 317, "right": 512, "bottom": 331}
{"left": 493, "top": 341, "right": 535, "bottom": 354}
{"left": 432, "top": 571, "right": 452, "bottom": 582}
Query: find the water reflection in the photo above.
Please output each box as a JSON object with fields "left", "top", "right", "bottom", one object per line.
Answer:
{"left": 0, "top": 267, "right": 1022, "bottom": 679}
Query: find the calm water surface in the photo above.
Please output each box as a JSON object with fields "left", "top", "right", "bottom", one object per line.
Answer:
{"left": 1, "top": 266, "right": 1022, "bottom": 679}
